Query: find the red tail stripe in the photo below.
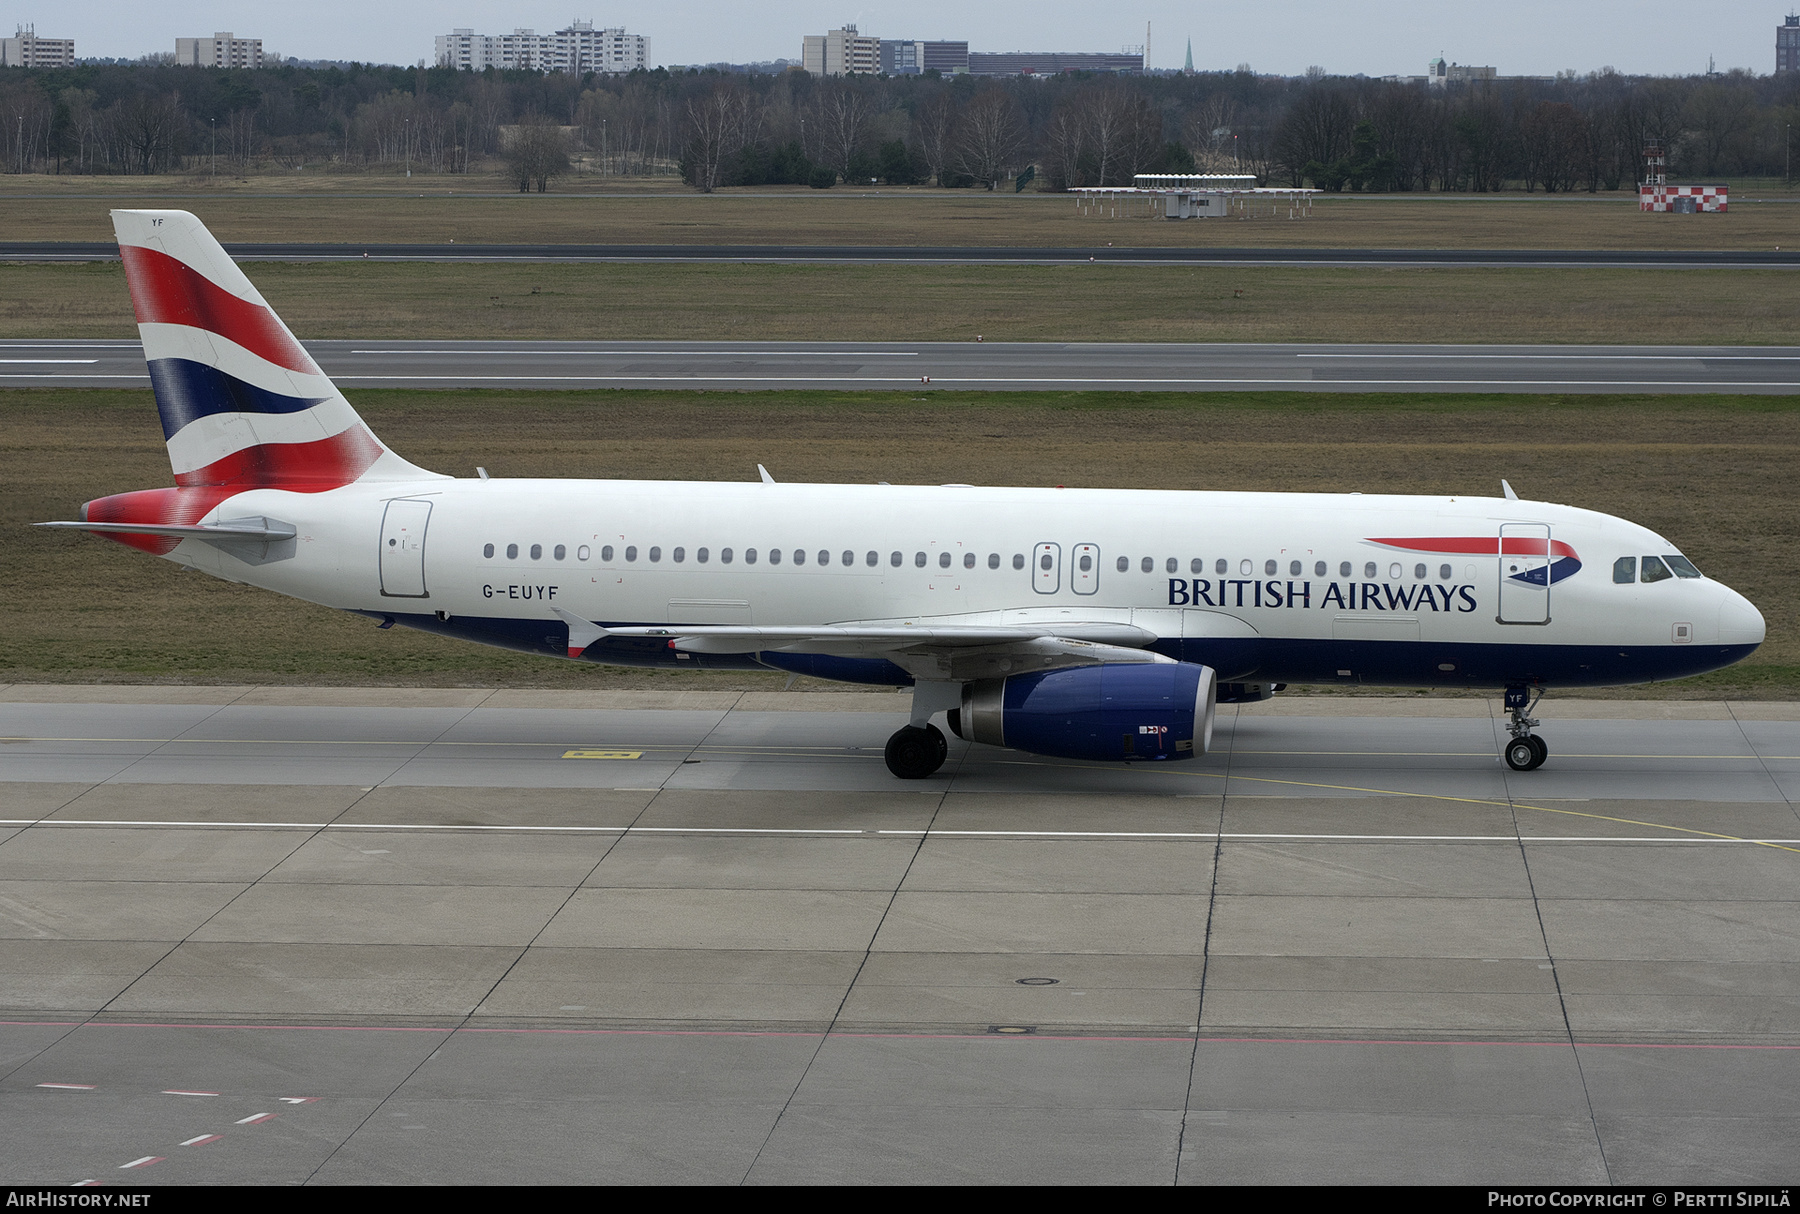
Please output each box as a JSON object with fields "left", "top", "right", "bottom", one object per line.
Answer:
{"left": 1369, "top": 536, "right": 1578, "bottom": 560}
{"left": 174, "top": 427, "right": 384, "bottom": 489}
{"left": 120, "top": 245, "right": 318, "bottom": 376}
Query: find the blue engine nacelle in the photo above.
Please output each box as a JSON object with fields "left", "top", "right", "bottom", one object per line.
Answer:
{"left": 948, "top": 662, "right": 1217, "bottom": 762}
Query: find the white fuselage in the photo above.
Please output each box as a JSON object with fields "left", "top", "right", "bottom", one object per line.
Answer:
{"left": 162, "top": 478, "right": 1763, "bottom": 690}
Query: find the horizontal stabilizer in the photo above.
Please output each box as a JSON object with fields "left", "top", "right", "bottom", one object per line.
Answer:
{"left": 37, "top": 516, "right": 296, "bottom": 542}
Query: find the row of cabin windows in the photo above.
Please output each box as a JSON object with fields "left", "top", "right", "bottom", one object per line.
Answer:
{"left": 1098, "top": 555, "right": 1458, "bottom": 581}
{"left": 1613, "top": 555, "right": 1703, "bottom": 584}
{"left": 474, "top": 545, "right": 1467, "bottom": 582}
{"left": 480, "top": 545, "right": 1032, "bottom": 569}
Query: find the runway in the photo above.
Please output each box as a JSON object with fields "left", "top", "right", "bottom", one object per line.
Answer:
{"left": 1, "top": 686, "right": 1796, "bottom": 1184}
{"left": 8, "top": 339, "right": 1800, "bottom": 394}
{"left": 5, "top": 241, "right": 1798, "bottom": 269}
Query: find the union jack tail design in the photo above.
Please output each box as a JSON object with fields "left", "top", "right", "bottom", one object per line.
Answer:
{"left": 113, "top": 209, "right": 439, "bottom": 494}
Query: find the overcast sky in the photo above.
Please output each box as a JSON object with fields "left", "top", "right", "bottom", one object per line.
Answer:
{"left": 16, "top": 1, "right": 1789, "bottom": 77}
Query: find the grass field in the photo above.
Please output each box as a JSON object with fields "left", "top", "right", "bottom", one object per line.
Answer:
{"left": 6, "top": 259, "right": 1799, "bottom": 346}
{"left": 5, "top": 388, "right": 1796, "bottom": 696}
{"left": 0, "top": 174, "right": 1795, "bottom": 250}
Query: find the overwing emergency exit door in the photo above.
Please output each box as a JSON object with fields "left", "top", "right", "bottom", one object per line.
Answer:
{"left": 379, "top": 499, "right": 432, "bottom": 598}
{"left": 1033, "top": 542, "right": 1060, "bottom": 594}
{"left": 1497, "top": 522, "right": 1550, "bottom": 624}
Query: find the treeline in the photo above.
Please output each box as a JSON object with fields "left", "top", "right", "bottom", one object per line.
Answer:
{"left": 0, "top": 60, "right": 1795, "bottom": 192}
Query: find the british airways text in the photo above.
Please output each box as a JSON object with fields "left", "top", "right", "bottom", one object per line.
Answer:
{"left": 1169, "top": 579, "right": 1479, "bottom": 612}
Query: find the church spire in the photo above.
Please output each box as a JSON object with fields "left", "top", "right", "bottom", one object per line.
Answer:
{"left": 1184, "top": 37, "right": 1194, "bottom": 75}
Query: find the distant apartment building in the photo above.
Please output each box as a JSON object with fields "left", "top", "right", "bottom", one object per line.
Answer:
{"left": 175, "top": 32, "right": 264, "bottom": 69}
{"left": 967, "top": 50, "right": 1142, "bottom": 76}
{"left": 879, "top": 39, "right": 969, "bottom": 75}
{"left": 1426, "top": 56, "right": 1497, "bottom": 86}
{"left": 801, "top": 25, "right": 879, "bottom": 75}
{"left": 0, "top": 24, "right": 74, "bottom": 67}
{"left": 435, "top": 22, "right": 649, "bottom": 74}
{"left": 1780, "top": 15, "right": 1800, "bottom": 74}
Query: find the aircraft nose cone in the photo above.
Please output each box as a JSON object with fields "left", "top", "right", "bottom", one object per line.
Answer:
{"left": 1718, "top": 589, "right": 1766, "bottom": 646}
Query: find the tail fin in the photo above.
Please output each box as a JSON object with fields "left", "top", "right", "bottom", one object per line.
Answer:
{"left": 113, "top": 209, "right": 442, "bottom": 490}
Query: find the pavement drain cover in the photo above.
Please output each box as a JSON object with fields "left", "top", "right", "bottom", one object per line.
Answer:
{"left": 1015, "top": 978, "right": 1059, "bottom": 986}
{"left": 988, "top": 1025, "right": 1037, "bottom": 1035}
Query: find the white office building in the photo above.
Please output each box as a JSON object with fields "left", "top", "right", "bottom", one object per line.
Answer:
{"left": 436, "top": 22, "right": 648, "bottom": 74}
{"left": 0, "top": 24, "right": 74, "bottom": 67}
{"left": 801, "top": 25, "right": 880, "bottom": 76}
{"left": 175, "top": 32, "right": 264, "bottom": 69}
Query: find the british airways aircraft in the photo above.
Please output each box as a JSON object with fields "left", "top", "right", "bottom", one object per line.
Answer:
{"left": 41, "top": 210, "right": 1766, "bottom": 778}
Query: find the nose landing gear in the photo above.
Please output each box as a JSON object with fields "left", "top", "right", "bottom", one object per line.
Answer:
{"left": 1502, "top": 686, "right": 1547, "bottom": 771}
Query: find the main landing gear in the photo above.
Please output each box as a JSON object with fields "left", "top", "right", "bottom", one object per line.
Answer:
{"left": 885, "top": 723, "right": 948, "bottom": 779}
{"left": 884, "top": 679, "right": 959, "bottom": 779}
{"left": 1502, "top": 685, "right": 1548, "bottom": 771}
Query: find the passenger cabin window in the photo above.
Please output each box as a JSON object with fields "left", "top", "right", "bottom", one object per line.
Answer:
{"left": 1239, "top": 559, "right": 1252, "bottom": 575}
{"left": 892, "top": 552, "right": 904, "bottom": 567}
{"left": 624, "top": 546, "right": 637, "bottom": 561}
{"left": 938, "top": 552, "right": 951, "bottom": 568}
{"left": 1414, "top": 564, "right": 1426, "bottom": 579}
{"left": 1192, "top": 558, "right": 1204, "bottom": 574}
{"left": 745, "top": 548, "right": 758, "bottom": 564}
{"left": 530, "top": 544, "right": 542, "bottom": 560}
{"left": 988, "top": 553, "right": 1000, "bottom": 569}
{"left": 792, "top": 549, "right": 804, "bottom": 566}
{"left": 869, "top": 551, "right": 880, "bottom": 567}
{"left": 1264, "top": 559, "right": 1277, "bottom": 576}
{"left": 697, "top": 548, "right": 709, "bottom": 563}
{"left": 577, "top": 545, "right": 590, "bottom": 562}
{"left": 1168, "top": 558, "right": 1180, "bottom": 574}
{"left": 1364, "top": 562, "right": 1377, "bottom": 578}
{"left": 844, "top": 551, "right": 855, "bottom": 566}
{"left": 1439, "top": 564, "right": 1451, "bottom": 580}
{"left": 1340, "top": 562, "right": 1352, "bottom": 577}
{"left": 818, "top": 550, "right": 830, "bottom": 566}
{"left": 915, "top": 552, "right": 927, "bottom": 568}
{"left": 648, "top": 546, "right": 662, "bottom": 562}
{"left": 554, "top": 545, "right": 566, "bottom": 561}
{"left": 769, "top": 549, "right": 782, "bottom": 565}
{"left": 964, "top": 552, "right": 976, "bottom": 569}
{"left": 1315, "top": 561, "right": 1327, "bottom": 576}
{"left": 507, "top": 543, "right": 519, "bottom": 560}
{"left": 721, "top": 548, "right": 733, "bottom": 564}
{"left": 1080, "top": 553, "right": 1094, "bottom": 572}
{"left": 483, "top": 543, "right": 495, "bottom": 558}
{"left": 1290, "top": 560, "right": 1302, "bottom": 576}
{"left": 1013, "top": 554, "right": 1026, "bottom": 570}
{"left": 1216, "top": 559, "right": 1228, "bottom": 575}
{"left": 1641, "top": 555, "right": 1673, "bottom": 583}
{"left": 673, "top": 547, "right": 685, "bottom": 563}
{"left": 1613, "top": 557, "right": 1637, "bottom": 584}
{"left": 1117, "top": 556, "right": 1130, "bottom": 573}
{"left": 1665, "top": 555, "right": 1702, "bottom": 578}
{"left": 600, "top": 545, "right": 613, "bottom": 562}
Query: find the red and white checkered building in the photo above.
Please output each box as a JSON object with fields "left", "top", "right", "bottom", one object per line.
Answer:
{"left": 1639, "top": 184, "right": 1729, "bottom": 213}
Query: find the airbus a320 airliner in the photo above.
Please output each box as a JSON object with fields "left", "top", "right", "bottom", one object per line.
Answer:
{"left": 41, "top": 211, "right": 1766, "bottom": 778}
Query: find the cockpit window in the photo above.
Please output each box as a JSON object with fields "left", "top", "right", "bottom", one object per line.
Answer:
{"left": 1664, "top": 554, "right": 1702, "bottom": 579}
{"left": 1640, "top": 555, "right": 1673, "bottom": 583}
{"left": 1613, "top": 557, "right": 1636, "bottom": 584}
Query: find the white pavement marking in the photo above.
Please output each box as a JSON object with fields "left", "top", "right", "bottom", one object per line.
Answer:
{"left": 162, "top": 1090, "right": 219, "bottom": 1096}
{"left": 119, "top": 1157, "right": 162, "bottom": 1169}
{"left": 180, "top": 1135, "right": 222, "bottom": 1147}
{"left": 0, "top": 818, "right": 1794, "bottom": 844}
{"left": 347, "top": 349, "right": 922, "bottom": 357}
{"left": 36, "top": 1082, "right": 96, "bottom": 1090}
{"left": 234, "top": 1113, "right": 278, "bottom": 1125}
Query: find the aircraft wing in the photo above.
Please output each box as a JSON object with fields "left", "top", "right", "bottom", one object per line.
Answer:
{"left": 556, "top": 611, "right": 1169, "bottom": 679}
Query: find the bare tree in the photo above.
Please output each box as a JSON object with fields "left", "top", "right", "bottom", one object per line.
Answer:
{"left": 953, "top": 86, "right": 1026, "bottom": 190}
{"left": 115, "top": 92, "right": 183, "bottom": 175}
{"left": 810, "top": 82, "right": 872, "bottom": 179}
{"left": 685, "top": 81, "right": 754, "bottom": 192}
{"left": 912, "top": 88, "right": 958, "bottom": 186}
{"left": 507, "top": 115, "right": 570, "bottom": 192}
